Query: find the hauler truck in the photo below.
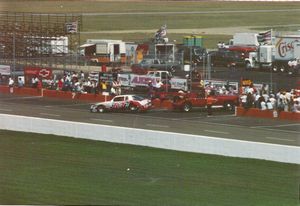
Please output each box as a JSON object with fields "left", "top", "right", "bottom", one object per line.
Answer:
{"left": 245, "top": 35, "right": 300, "bottom": 74}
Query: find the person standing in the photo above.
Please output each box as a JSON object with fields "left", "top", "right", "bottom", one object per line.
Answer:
{"left": 206, "top": 94, "right": 217, "bottom": 116}
{"left": 8, "top": 76, "right": 14, "bottom": 93}
{"left": 17, "top": 77, "right": 24, "bottom": 88}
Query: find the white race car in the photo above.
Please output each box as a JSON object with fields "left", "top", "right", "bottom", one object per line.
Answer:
{"left": 90, "top": 95, "right": 152, "bottom": 113}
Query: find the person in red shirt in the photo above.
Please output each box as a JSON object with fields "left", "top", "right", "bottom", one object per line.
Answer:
{"left": 206, "top": 94, "right": 217, "bottom": 116}
{"left": 37, "top": 78, "right": 42, "bottom": 90}
{"left": 57, "top": 78, "right": 63, "bottom": 91}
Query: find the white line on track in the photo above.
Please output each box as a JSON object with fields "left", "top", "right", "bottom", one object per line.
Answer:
{"left": 204, "top": 130, "right": 229, "bottom": 135}
{"left": 1, "top": 96, "right": 43, "bottom": 100}
{"left": 146, "top": 124, "right": 170, "bottom": 128}
{"left": 44, "top": 103, "right": 92, "bottom": 107}
{"left": 256, "top": 127, "right": 300, "bottom": 134}
{"left": 0, "top": 108, "right": 13, "bottom": 112}
{"left": 251, "top": 123, "right": 300, "bottom": 128}
{"left": 90, "top": 118, "right": 113, "bottom": 123}
{"left": 265, "top": 137, "right": 295, "bottom": 142}
{"left": 39, "top": 113, "right": 61, "bottom": 117}
{"left": 180, "top": 114, "right": 236, "bottom": 120}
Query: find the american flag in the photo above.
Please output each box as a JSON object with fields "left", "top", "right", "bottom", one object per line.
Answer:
{"left": 258, "top": 30, "right": 272, "bottom": 44}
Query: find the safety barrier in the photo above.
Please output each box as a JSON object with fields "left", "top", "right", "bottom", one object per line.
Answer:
{"left": 0, "top": 85, "right": 41, "bottom": 96}
{"left": 236, "top": 107, "right": 300, "bottom": 121}
{"left": 0, "top": 114, "right": 299, "bottom": 164}
{"left": 0, "top": 85, "right": 111, "bottom": 102}
{"left": 0, "top": 85, "right": 166, "bottom": 108}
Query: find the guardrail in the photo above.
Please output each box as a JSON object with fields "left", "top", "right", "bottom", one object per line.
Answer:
{"left": 236, "top": 107, "right": 300, "bottom": 121}
{"left": 0, "top": 114, "right": 299, "bottom": 164}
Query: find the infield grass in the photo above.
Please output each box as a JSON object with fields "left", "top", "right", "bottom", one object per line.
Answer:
{"left": 0, "top": 129, "right": 299, "bottom": 205}
{"left": 1, "top": 1, "right": 300, "bottom": 48}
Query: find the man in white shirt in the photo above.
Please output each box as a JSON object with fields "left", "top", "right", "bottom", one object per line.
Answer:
{"left": 8, "top": 77, "right": 14, "bottom": 93}
{"left": 266, "top": 100, "right": 273, "bottom": 110}
{"left": 240, "top": 93, "right": 247, "bottom": 108}
{"left": 260, "top": 100, "right": 267, "bottom": 110}
{"left": 154, "top": 79, "right": 164, "bottom": 91}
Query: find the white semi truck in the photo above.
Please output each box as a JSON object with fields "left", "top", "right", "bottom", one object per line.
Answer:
{"left": 245, "top": 35, "right": 300, "bottom": 74}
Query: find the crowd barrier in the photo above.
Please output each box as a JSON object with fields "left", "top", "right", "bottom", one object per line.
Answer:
{"left": 236, "top": 107, "right": 300, "bottom": 121}
{"left": 0, "top": 85, "right": 112, "bottom": 103}
{"left": 0, "top": 114, "right": 299, "bottom": 164}
{"left": 0, "top": 85, "right": 168, "bottom": 109}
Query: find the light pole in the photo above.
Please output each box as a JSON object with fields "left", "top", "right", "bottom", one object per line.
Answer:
{"left": 12, "top": 32, "right": 16, "bottom": 80}
{"left": 164, "top": 42, "right": 169, "bottom": 93}
{"left": 0, "top": 45, "right": 5, "bottom": 64}
{"left": 270, "top": 66, "right": 273, "bottom": 93}
{"left": 189, "top": 46, "right": 192, "bottom": 92}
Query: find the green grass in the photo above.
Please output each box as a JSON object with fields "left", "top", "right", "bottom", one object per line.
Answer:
{"left": 81, "top": 12, "right": 300, "bottom": 32}
{"left": 1, "top": 1, "right": 300, "bottom": 48}
{"left": 80, "top": 33, "right": 231, "bottom": 49}
{"left": 0, "top": 129, "right": 299, "bottom": 205}
{"left": 1, "top": 1, "right": 300, "bottom": 14}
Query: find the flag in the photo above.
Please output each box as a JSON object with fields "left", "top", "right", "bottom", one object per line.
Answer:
{"left": 155, "top": 24, "right": 167, "bottom": 38}
{"left": 258, "top": 30, "right": 272, "bottom": 44}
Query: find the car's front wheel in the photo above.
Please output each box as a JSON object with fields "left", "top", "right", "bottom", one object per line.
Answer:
{"left": 183, "top": 102, "right": 192, "bottom": 112}
{"left": 98, "top": 106, "right": 106, "bottom": 113}
{"left": 90, "top": 106, "right": 98, "bottom": 113}
{"left": 223, "top": 101, "right": 235, "bottom": 111}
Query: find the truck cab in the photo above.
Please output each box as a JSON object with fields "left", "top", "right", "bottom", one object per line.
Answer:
{"left": 147, "top": 70, "right": 172, "bottom": 80}
{"left": 245, "top": 45, "right": 274, "bottom": 71}
{"left": 131, "top": 58, "right": 181, "bottom": 75}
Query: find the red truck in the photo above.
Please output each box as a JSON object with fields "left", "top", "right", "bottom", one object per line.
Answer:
{"left": 172, "top": 91, "right": 239, "bottom": 112}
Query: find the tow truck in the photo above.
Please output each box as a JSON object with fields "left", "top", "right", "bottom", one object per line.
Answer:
{"left": 172, "top": 91, "right": 239, "bottom": 112}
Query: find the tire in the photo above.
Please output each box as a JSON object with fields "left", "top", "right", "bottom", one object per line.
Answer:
{"left": 183, "top": 102, "right": 192, "bottom": 112}
{"left": 98, "top": 105, "right": 106, "bottom": 113}
{"left": 170, "top": 66, "right": 176, "bottom": 73}
{"left": 272, "top": 65, "right": 278, "bottom": 72}
{"left": 90, "top": 107, "right": 98, "bottom": 113}
{"left": 129, "top": 104, "right": 139, "bottom": 112}
{"left": 245, "top": 62, "right": 251, "bottom": 71}
{"left": 279, "top": 65, "right": 286, "bottom": 73}
{"left": 223, "top": 102, "right": 235, "bottom": 111}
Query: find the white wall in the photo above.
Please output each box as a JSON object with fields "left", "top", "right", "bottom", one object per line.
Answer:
{"left": 0, "top": 114, "right": 299, "bottom": 164}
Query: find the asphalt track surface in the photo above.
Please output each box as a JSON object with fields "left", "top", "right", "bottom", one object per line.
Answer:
{"left": 0, "top": 93, "right": 299, "bottom": 147}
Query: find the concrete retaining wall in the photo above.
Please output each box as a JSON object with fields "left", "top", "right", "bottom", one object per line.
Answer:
{"left": 236, "top": 107, "right": 300, "bottom": 121}
{"left": 0, "top": 114, "right": 299, "bottom": 164}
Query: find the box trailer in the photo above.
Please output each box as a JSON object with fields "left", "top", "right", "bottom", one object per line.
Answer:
{"left": 230, "top": 33, "right": 260, "bottom": 46}
{"left": 245, "top": 35, "right": 300, "bottom": 74}
{"left": 82, "top": 39, "right": 126, "bottom": 64}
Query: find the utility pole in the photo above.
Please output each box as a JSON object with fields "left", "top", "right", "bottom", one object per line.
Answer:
{"left": 12, "top": 32, "right": 16, "bottom": 80}
{"left": 189, "top": 46, "right": 192, "bottom": 92}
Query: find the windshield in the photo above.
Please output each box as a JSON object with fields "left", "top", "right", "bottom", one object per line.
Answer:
{"left": 132, "top": 95, "right": 145, "bottom": 101}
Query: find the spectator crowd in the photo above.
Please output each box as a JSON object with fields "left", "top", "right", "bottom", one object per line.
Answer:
{"left": 240, "top": 84, "right": 300, "bottom": 113}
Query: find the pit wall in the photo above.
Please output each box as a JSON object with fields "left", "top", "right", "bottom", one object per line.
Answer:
{"left": 236, "top": 107, "right": 300, "bottom": 121}
{"left": 0, "top": 85, "right": 171, "bottom": 109}
{"left": 0, "top": 114, "right": 299, "bottom": 164}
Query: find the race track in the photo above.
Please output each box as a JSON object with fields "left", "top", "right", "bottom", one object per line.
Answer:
{"left": 0, "top": 93, "right": 299, "bottom": 147}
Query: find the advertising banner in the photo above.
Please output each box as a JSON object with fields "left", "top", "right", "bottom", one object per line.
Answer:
{"left": 24, "top": 67, "right": 52, "bottom": 79}
{"left": 0, "top": 65, "right": 11, "bottom": 76}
